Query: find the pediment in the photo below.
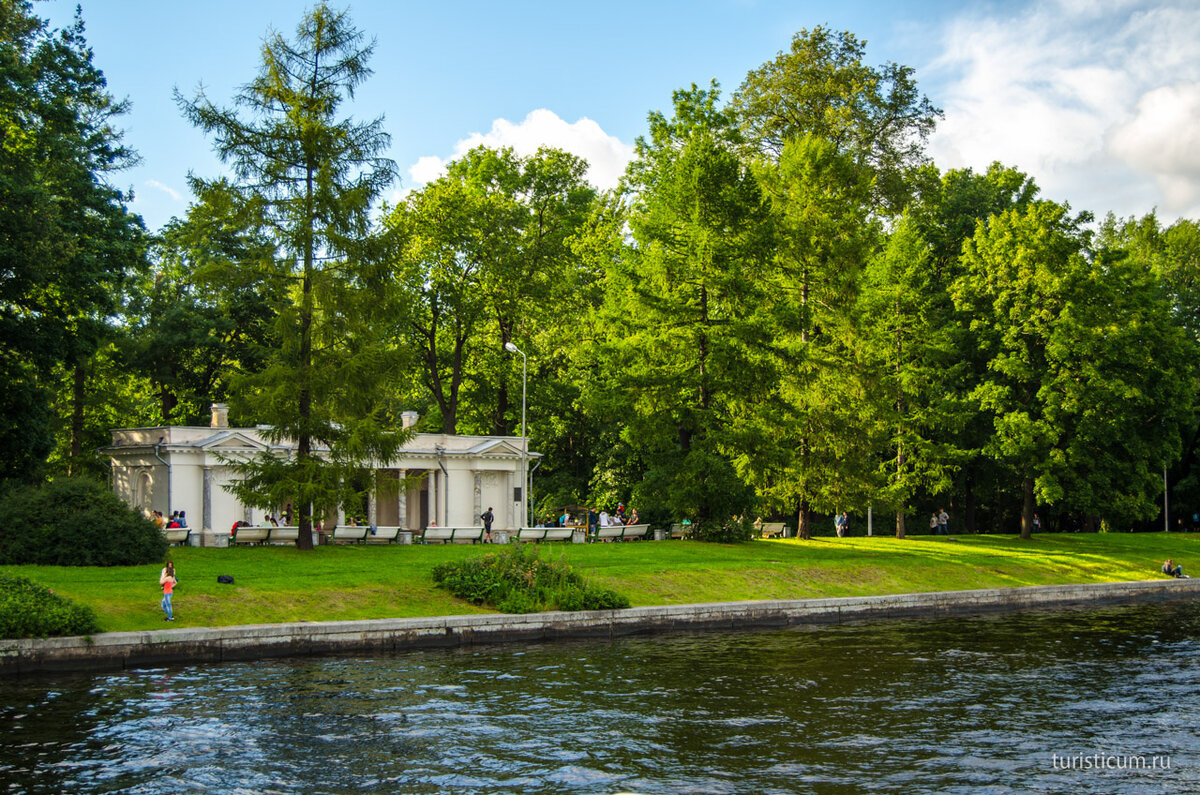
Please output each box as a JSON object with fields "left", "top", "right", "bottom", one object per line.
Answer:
{"left": 463, "top": 438, "right": 534, "bottom": 457}
{"left": 198, "top": 431, "right": 270, "bottom": 452}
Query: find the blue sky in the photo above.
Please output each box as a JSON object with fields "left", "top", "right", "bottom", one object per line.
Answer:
{"left": 40, "top": 0, "right": 1200, "bottom": 232}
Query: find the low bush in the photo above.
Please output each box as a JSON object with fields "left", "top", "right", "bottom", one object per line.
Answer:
{"left": 0, "top": 477, "right": 167, "bottom": 566}
{"left": 691, "top": 515, "right": 756, "bottom": 543}
{"left": 432, "top": 543, "right": 631, "bottom": 614}
{"left": 0, "top": 572, "right": 100, "bottom": 638}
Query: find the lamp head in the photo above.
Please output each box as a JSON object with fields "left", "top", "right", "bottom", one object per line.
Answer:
{"left": 504, "top": 342, "right": 519, "bottom": 353}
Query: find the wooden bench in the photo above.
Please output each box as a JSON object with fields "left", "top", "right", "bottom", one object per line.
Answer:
{"left": 592, "top": 524, "right": 625, "bottom": 541}
{"left": 332, "top": 525, "right": 371, "bottom": 544}
{"left": 759, "top": 522, "right": 787, "bottom": 539}
{"left": 668, "top": 522, "right": 689, "bottom": 539}
{"left": 365, "top": 526, "right": 405, "bottom": 544}
{"left": 517, "top": 526, "right": 575, "bottom": 543}
{"left": 163, "top": 528, "right": 190, "bottom": 546}
{"left": 620, "top": 523, "right": 649, "bottom": 540}
{"left": 267, "top": 526, "right": 298, "bottom": 545}
{"left": 230, "top": 526, "right": 270, "bottom": 545}
{"left": 420, "top": 526, "right": 486, "bottom": 544}
{"left": 593, "top": 523, "right": 650, "bottom": 541}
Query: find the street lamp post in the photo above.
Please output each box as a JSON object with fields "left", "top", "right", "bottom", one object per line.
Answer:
{"left": 504, "top": 341, "right": 527, "bottom": 528}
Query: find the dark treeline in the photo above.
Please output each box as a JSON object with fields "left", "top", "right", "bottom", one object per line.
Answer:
{"left": 5, "top": 2, "right": 1199, "bottom": 541}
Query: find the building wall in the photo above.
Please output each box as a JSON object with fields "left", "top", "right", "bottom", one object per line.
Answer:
{"left": 105, "top": 428, "right": 534, "bottom": 533}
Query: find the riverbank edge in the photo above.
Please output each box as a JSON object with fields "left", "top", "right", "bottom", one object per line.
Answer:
{"left": 4, "top": 578, "right": 1198, "bottom": 675}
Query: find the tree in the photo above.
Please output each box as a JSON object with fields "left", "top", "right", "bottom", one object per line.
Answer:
{"left": 122, "top": 205, "right": 277, "bottom": 426}
{"left": 589, "top": 83, "right": 770, "bottom": 527}
{"left": 739, "top": 134, "right": 878, "bottom": 539}
{"left": 857, "top": 217, "right": 957, "bottom": 538}
{"left": 1097, "top": 214, "right": 1200, "bottom": 523}
{"left": 731, "top": 26, "right": 942, "bottom": 212}
{"left": 385, "top": 146, "right": 595, "bottom": 437}
{"left": 177, "top": 3, "right": 405, "bottom": 549}
{"left": 908, "top": 163, "right": 1040, "bottom": 533}
{"left": 0, "top": 1, "right": 145, "bottom": 482}
{"left": 954, "top": 202, "right": 1191, "bottom": 535}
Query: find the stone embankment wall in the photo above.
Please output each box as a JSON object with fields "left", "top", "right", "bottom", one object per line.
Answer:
{"left": 4, "top": 579, "right": 1198, "bottom": 675}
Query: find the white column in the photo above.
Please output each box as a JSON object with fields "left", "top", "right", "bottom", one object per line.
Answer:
{"left": 426, "top": 471, "right": 437, "bottom": 526}
{"left": 202, "top": 466, "right": 213, "bottom": 530}
{"left": 473, "top": 472, "right": 482, "bottom": 524}
{"left": 396, "top": 468, "right": 407, "bottom": 528}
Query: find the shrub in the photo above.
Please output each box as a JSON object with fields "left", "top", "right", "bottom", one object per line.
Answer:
{"left": 432, "top": 544, "right": 631, "bottom": 614}
{"left": 0, "top": 572, "right": 100, "bottom": 638}
{"left": 691, "top": 515, "right": 756, "bottom": 543}
{"left": 0, "top": 477, "right": 167, "bottom": 566}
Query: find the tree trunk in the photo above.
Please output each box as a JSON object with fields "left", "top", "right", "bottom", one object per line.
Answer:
{"left": 965, "top": 470, "right": 977, "bottom": 534}
{"left": 797, "top": 497, "right": 811, "bottom": 540}
{"left": 68, "top": 357, "right": 86, "bottom": 477}
{"left": 297, "top": 156, "right": 316, "bottom": 551}
{"left": 896, "top": 509, "right": 906, "bottom": 539}
{"left": 1020, "top": 477, "right": 1034, "bottom": 540}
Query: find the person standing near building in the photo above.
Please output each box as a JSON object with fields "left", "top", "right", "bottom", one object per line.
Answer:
{"left": 481, "top": 507, "right": 494, "bottom": 543}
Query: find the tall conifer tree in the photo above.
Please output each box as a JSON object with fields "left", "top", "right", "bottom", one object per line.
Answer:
{"left": 178, "top": 3, "right": 404, "bottom": 548}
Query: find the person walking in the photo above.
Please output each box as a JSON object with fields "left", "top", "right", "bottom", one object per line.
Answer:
{"left": 160, "top": 561, "right": 177, "bottom": 622}
{"left": 938, "top": 508, "right": 949, "bottom": 536}
{"left": 930, "top": 512, "right": 939, "bottom": 535}
{"left": 481, "top": 507, "right": 495, "bottom": 543}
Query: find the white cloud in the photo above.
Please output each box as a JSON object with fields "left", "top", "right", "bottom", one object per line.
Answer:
{"left": 927, "top": 0, "right": 1200, "bottom": 220}
{"left": 144, "top": 179, "right": 183, "bottom": 202}
{"left": 406, "top": 109, "right": 634, "bottom": 191}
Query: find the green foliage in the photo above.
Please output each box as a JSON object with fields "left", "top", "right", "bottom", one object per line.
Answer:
{"left": 0, "top": 572, "right": 99, "bottom": 638}
{"left": 0, "top": 478, "right": 166, "bottom": 566}
{"left": 588, "top": 83, "right": 769, "bottom": 527}
{"left": 690, "top": 515, "right": 756, "bottom": 543}
{"left": 732, "top": 25, "right": 942, "bottom": 211}
{"left": 431, "top": 544, "right": 630, "bottom": 614}
{"left": 0, "top": 2, "right": 146, "bottom": 483}
{"left": 176, "top": 3, "right": 406, "bottom": 547}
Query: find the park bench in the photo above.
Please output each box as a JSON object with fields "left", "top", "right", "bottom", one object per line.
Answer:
{"left": 517, "top": 526, "right": 576, "bottom": 543}
{"left": 620, "top": 523, "right": 649, "bottom": 540}
{"left": 332, "top": 525, "right": 371, "bottom": 544}
{"left": 365, "top": 526, "right": 405, "bottom": 544}
{"left": 420, "top": 526, "right": 486, "bottom": 544}
{"left": 592, "top": 524, "right": 625, "bottom": 542}
{"left": 163, "top": 528, "right": 190, "bottom": 546}
{"left": 267, "top": 526, "right": 298, "bottom": 545}
{"left": 759, "top": 522, "right": 787, "bottom": 539}
{"left": 592, "top": 523, "right": 649, "bottom": 542}
{"left": 230, "top": 525, "right": 270, "bottom": 545}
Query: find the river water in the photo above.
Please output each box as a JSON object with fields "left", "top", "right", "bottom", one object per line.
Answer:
{"left": 2, "top": 601, "right": 1198, "bottom": 794}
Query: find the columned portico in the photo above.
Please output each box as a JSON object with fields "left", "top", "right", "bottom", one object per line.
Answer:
{"left": 103, "top": 411, "right": 539, "bottom": 545}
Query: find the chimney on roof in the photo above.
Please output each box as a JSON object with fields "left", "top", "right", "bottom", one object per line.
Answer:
{"left": 401, "top": 410, "right": 419, "bottom": 430}
{"left": 211, "top": 403, "right": 229, "bottom": 429}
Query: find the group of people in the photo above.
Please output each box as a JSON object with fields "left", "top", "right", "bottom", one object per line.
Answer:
{"left": 928, "top": 509, "right": 950, "bottom": 535}
{"left": 1163, "top": 559, "right": 1191, "bottom": 578}
{"left": 152, "top": 511, "right": 188, "bottom": 529}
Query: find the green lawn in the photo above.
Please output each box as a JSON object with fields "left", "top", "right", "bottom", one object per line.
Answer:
{"left": 5, "top": 533, "right": 1198, "bottom": 633}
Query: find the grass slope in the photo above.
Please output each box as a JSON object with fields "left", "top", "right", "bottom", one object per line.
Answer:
{"left": 3, "top": 533, "right": 1197, "bottom": 633}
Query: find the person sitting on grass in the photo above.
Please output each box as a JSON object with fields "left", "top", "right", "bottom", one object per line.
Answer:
{"left": 1162, "top": 559, "right": 1190, "bottom": 578}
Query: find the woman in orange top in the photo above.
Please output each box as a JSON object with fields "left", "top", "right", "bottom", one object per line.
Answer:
{"left": 160, "top": 562, "right": 177, "bottom": 621}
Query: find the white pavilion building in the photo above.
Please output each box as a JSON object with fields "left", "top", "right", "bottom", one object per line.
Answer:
{"left": 103, "top": 403, "right": 536, "bottom": 545}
